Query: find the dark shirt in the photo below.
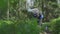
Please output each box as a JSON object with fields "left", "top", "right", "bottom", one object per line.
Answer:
{"left": 33, "top": 14, "right": 43, "bottom": 19}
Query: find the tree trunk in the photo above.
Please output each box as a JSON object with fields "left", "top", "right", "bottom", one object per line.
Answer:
{"left": 7, "top": 0, "right": 9, "bottom": 20}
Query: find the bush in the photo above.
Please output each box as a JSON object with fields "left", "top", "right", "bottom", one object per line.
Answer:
{"left": 40, "top": 22, "right": 50, "bottom": 32}
{"left": 0, "top": 19, "right": 40, "bottom": 34}
{"left": 0, "top": 20, "right": 15, "bottom": 34}
{"left": 15, "top": 19, "right": 40, "bottom": 34}
{"left": 50, "top": 17, "right": 60, "bottom": 34}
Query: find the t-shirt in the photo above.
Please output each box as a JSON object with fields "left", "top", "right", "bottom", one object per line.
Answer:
{"left": 38, "top": 14, "right": 43, "bottom": 19}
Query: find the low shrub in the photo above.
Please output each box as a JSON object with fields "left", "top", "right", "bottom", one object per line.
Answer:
{"left": 50, "top": 17, "right": 60, "bottom": 34}
{"left": 0, "top": 19, "right": 40, "bottom": 34}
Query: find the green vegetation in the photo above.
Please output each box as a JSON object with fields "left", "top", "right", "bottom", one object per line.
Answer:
{"left": 0, "top": 0, "right": 60, "bottom": 34}
{"left": 50, "top": 17, "right": 60, "bottom": 34}
{"left": 0, "top": 19, "right": 40, "bottom": 34}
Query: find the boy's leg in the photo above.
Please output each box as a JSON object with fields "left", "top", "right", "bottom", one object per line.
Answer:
{"left": 37, "top": 14, "right": 43, "bottom": 26}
